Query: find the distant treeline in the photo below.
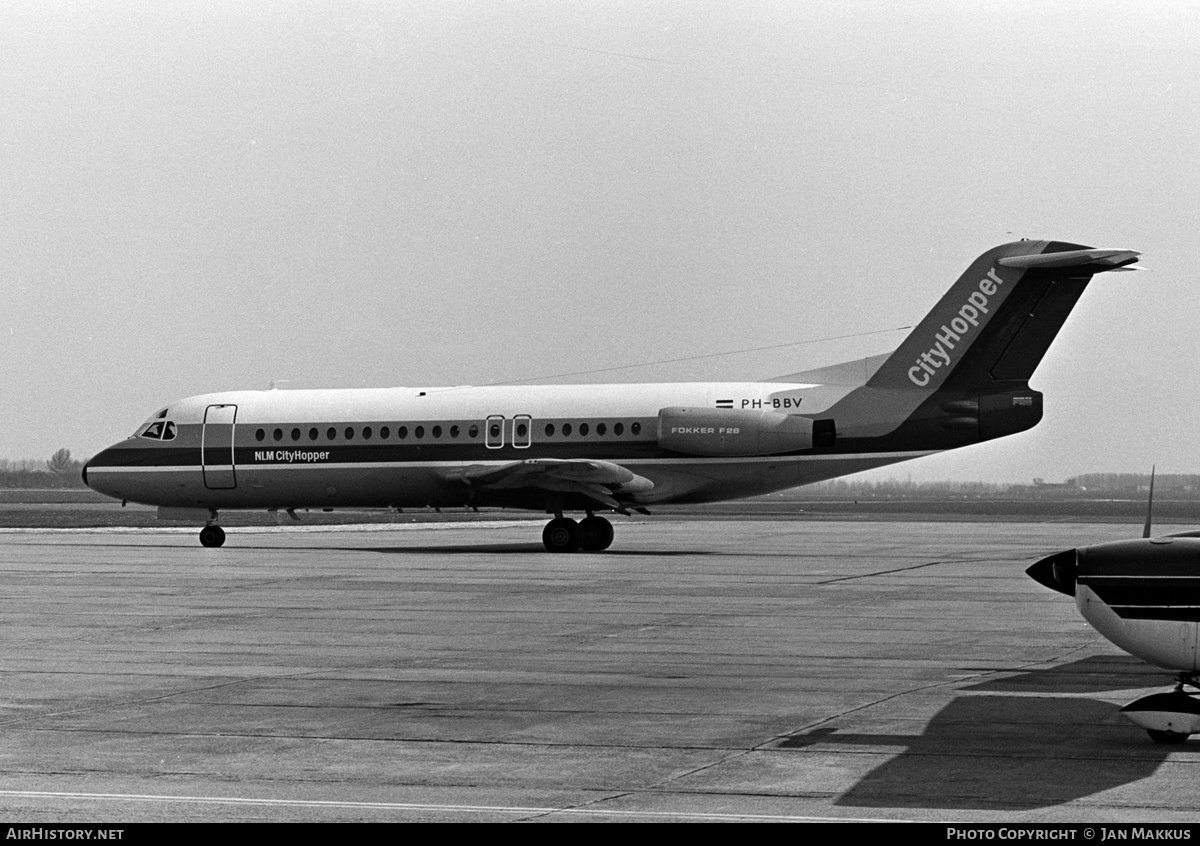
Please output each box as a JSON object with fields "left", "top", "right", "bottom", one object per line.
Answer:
{"left": 0, "top": 451, "right": 87, "bottom": 489}
{"left": 1068, "top": 473, "right": 1200, "bottom": 492}
{"left": 783, "top": 473, "right": 1200, "bottom": 500}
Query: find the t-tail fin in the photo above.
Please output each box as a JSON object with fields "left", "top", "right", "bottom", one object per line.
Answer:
{"left": 866, "top": 241, "right": 1139, "bottom": 392}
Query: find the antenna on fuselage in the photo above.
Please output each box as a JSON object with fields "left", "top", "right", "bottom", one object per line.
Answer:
{"left": 1143, "top": 465, "right": 1156, "bottom": 539}
{"left": 268, "top": 380, "right": 292, "bottom": 391}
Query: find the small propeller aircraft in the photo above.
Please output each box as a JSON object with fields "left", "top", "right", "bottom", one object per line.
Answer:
{"left": 1027, "top": 470, "right": 1200, "bottom": 744}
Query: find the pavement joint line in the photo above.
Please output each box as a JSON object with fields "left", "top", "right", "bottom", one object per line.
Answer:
{"left": 0, "top": 789, "right": 909, "bottom": 821}
{"left": 816, "top": 558, "right": 964, "bottom": 584}
{"left": 754, "top": 664, "right": 1025, "bottom": 752}
{"left": 0, "top": 669, "right": 338, "bottom": 730}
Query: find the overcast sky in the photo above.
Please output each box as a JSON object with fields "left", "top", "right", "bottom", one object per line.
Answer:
{"left": 2, "top": 1, "right": 1196, "bottom": 482}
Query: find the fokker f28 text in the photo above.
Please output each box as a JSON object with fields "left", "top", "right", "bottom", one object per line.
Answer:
{"left": 84, "top": 240, "right": 1139, "bottom": 550}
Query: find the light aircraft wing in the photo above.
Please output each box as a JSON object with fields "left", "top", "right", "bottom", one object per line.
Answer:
{"left": 446, "top": 458, "right": 654, "bottom": 511}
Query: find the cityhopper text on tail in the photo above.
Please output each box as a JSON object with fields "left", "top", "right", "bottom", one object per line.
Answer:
{"left": 84, "top": 240, "right": 1139, "bottom": 550}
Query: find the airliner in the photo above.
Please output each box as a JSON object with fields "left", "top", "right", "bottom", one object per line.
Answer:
{"left": 83, "top": 239, "right": 1138, "bottom": 551}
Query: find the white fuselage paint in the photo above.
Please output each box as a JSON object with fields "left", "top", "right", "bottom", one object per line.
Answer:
{"left": 1078, "top": 584, "right": 1200, "bottom": 673}
{"left": 85, "top": 381, "right": 936, "bottom": 513}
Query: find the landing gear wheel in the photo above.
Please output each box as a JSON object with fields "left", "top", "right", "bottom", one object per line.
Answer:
{"left": 578, "top": 516, "right": 614, "bottom": 552}
{"left": 1148, "top": 729, "right": 1190, "bottom": 744}
{"left": 199, "top": 526, "right": 226, "bottom": 548}
{"left": 542, "top": 518, "right": 580, "bottom": 553}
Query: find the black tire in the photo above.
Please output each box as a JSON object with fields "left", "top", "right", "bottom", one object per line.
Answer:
{"left": 578, "top": 516, "right": 614, "bottom": 552}
{"left": 1148, "top": 729, "right": 1190, "bottom": 744}
{"left": 542, "top": 518, "right": 581, "bottom": 553}
{"left": 199, "top": 526, "right": 226, "bottom": 548}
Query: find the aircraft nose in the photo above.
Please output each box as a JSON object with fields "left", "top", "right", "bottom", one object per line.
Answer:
{"left": 1027, "top": 549, "right": 1078, "bottom": 596}
{"left": 81, "top": 444, "right": 124, "bottom": 500}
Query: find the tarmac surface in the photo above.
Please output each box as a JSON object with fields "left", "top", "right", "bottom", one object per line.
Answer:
{"left": 0, "top": 517, "right": 1196, "bottom": 823}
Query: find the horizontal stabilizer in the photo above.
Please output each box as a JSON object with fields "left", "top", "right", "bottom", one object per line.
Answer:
{"left": 998, "top": 249, "right": 1139, "bottom": 270}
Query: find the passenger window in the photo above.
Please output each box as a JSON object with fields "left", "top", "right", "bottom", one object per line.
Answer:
{"left": 381, "top": 426, "right": 390, "bottom": 439}
{"left": 432, "top": 425, "right": 442, "bottom": 438}
{"left": 415, "top": 426, "right": 425, "bottom": 439}
{"left": 345, "top": 427, "right": 354, "bottom": 440}
{"left": 399, "top": 426, "right": 408, "bottom": 439}
{"left": 309, "top": 427, "right": 318, "bottom": 441}
{"left": 545, "top": 424, "right": 555, "bottom": 437}
{"left": 562, "top": 423, "right": 572, "bottom": 436}
{"left": 273, "top": 428, "right": 283, "bottom": 442}
{"left": 631, "top": 422, "right": 641, "bottom": 435}
{"left": 469, "top": 424, "right": 479, "bottom": 438}
{"left": 363, "top": 426, "right": 373, "bottom": 440}
{"left": 614, "top": 422, "right": 624, "bottom": 435}
{"left": 580, "top": 423, "right": 589, "bottom": 436}
{"left": 450, "top": 425, "right": 460, "bottom": 438}
{"left": 291, "top": 428, "right": 301, "bottom": 441}
{"left": 596, "top": 423, "right": 606, "bottom": 436}
{"left": 327, "top": 427, "right": 336, "bottom": 440}
{"left": 256, "top": 429, "right": 266, "bottom": 442}
{"left": 516, "top": 423, "right": 527, "bottom": 438}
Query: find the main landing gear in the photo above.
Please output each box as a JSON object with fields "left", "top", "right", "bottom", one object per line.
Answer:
{"left": 542, "top": 515, "right": 615, "bottom": 553}
{"left": 1120, "top": 673, "right": 1200, "bottom": 744}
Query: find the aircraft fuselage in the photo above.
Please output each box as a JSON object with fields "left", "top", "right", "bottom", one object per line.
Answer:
{"left": 84, "top": 380, "right": 931, "bottom": 513}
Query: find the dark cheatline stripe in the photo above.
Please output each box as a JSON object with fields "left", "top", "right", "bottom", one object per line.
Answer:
{"left": 87, "top": 447, "right": 198, "bottom": 468}
{"left": 90, "top": 434, "right": 896, "bottom": 469}
{"left": 1083, "top": 577, "right": 1200, "bottom": 621}
{"left": 1112, "top": 607, "right": 1200, "bottom": 622}
{"left": 1083, "top": 578, "right": 1200, "bottom": 605}
{"left": 1078, "top": 544, "right": 1200, "bottom": 576}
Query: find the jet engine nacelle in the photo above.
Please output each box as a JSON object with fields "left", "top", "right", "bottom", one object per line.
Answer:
{"left": 657, "top": 407, "right": 834, "bottom": 457}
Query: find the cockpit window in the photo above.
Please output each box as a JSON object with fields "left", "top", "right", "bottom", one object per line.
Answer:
{"left": 140, "top": 419, "right": 177, "bottom": 441}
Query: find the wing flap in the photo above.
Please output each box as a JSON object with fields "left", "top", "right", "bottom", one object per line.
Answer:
{"left": 448, "top": 458, "right": 654, "bottom": 496}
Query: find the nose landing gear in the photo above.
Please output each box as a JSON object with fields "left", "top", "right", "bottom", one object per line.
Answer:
{"left": 198, "top": 511, "right": 225, "bottom": 548}
{"left": 1120, "top": 674, "right": 1200, "bottom": 744}
{"left": 199, "top": 525, "right": 226, "bottom": 548}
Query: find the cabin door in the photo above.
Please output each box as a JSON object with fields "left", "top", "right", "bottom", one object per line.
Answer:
{"left": 202, "top": 404, "right": 238, "bottom": 489}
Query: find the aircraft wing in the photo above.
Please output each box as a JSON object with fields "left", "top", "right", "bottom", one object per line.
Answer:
{"left": 446, "top": 458, "right": 654, "bottom": 510}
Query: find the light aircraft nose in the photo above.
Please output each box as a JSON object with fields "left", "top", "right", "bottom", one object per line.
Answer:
{"left": 1026, "top": 548, "right": 1077, "bottom": 596}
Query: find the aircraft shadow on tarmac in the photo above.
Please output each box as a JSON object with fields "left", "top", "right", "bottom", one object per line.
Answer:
{"left": 778, "top": 658, "right": 1179, "bottom": 811}
{"left": 961, "top": 655, "right": 1168, "bottom": 696}
{"left": 320, "top": 544, "right": 726, "bottom": 556}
